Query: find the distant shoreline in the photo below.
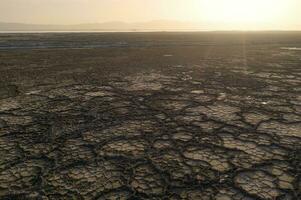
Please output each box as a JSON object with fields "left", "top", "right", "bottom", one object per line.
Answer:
{"left": 1, "top": 30, "right": 301, "bottom": 34}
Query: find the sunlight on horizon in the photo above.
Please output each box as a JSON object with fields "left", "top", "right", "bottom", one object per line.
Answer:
{"left": 195, "top": 0, "right": 293, "bottom": 30}
{"left": 198, "top": 0, "right": 289, "bottom": 23}
{"left": 0, "top": 0, "right": 299, "bottom": 30}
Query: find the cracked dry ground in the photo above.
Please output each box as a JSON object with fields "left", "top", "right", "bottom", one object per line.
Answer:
{"left": 0, "top": 33, "right": 301, "bottom": 199}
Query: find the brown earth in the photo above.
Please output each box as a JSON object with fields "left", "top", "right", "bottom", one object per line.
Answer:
{"left": 0, "top": 32, "right": 300, "bottom": 199}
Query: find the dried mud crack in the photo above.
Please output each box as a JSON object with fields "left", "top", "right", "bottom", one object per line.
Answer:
{"left": 0, "top": 33, "right": 301, "bottom": 199}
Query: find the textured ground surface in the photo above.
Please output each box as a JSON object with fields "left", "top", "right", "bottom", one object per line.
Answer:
{"left": 0, "top": 33, "right": 301, "bottom": 199}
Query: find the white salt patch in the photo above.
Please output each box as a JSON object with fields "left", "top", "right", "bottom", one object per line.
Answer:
{"left": 281, "top": 47, "right": 301, "bottom": 51}
{"left": 217, "top": 93, "right": 227, "bottom": 101}
{"left": 191, "top": 90, "right": 205, "bottom": 94}
{"left": 174, "top": 65, "right": 185, "bottom": 68}
{"left": 25, "top": 90, "right": 41, "bottom": 95}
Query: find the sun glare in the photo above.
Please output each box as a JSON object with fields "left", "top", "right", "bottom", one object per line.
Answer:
{"left": 199, "top": 0, "right": 288, "bottom": 24}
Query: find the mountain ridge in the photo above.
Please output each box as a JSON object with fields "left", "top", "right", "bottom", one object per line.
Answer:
{"left": 0, "top": 20, "right": 204, "bottom": 31}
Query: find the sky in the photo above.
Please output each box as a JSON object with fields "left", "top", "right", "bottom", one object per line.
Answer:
{"left": 0, "top": 0, "right": 300, "bottom": 30}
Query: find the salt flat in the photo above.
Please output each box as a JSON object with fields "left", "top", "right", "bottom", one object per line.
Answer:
{"left": 0, "top": 32, "right": 300, "bottom": 199}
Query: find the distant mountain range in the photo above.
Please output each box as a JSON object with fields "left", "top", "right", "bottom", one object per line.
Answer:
{"left": 0, "top": 20, "right": 204, "bottom": 31}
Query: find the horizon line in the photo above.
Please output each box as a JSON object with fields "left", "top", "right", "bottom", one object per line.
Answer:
{"left": 1, "top": 30, "right": 301, "bottom": 34}
{"left": 1, "top": 21, "right": 301, "bottom": 32}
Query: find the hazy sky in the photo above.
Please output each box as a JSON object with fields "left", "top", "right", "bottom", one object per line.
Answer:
{"left": 0, "top": 0, "right": 300, "bottom": 30}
